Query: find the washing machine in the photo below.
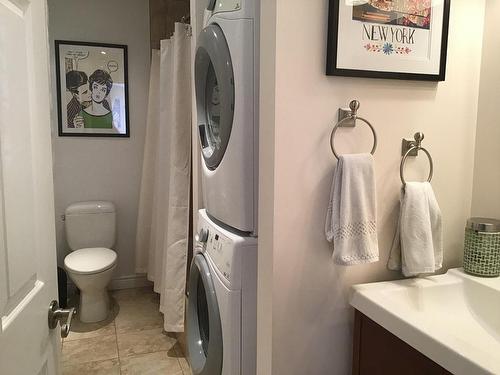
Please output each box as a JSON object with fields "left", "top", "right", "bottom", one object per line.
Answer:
{"left": 187, "top": 209, "right": 257, "bottom": 375}
{"left": 195, "top": 0, "right": 259, "bottom": 235}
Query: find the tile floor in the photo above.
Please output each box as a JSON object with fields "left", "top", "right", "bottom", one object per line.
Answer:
{"left": 61, "top": 287, "right": 192, "bottom": 375}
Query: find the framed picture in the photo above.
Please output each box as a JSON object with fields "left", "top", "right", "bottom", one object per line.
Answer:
{"left": 327, "top": 0, "right": 451, "bottom": 81}
{"left": 55, "top": 40, "right": 130, "bottom": 137}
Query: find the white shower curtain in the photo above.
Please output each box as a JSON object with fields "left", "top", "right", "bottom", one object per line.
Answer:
{"left": 135, "top": 23, "right": 191, "bottom": 332}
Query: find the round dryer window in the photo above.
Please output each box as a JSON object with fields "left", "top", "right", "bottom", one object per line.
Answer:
{"left": 186, "top": 254, "right": 223, "bottom": 375}
{"left": 195, "top": 24, "right": 235, "bottom": 170}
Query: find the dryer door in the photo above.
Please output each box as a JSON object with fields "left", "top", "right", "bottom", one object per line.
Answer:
{"left": 187, "top": 253, "right": 223, "bottom": 375}
{"left": 195, "top": 24, "right": 235, "bottom": 170}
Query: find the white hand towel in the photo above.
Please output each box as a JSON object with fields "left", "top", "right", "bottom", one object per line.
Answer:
{"left": 325, "top": 153, "right": 379, "bottom": 265}
{"left": 388, "top": 182, "right": 443, "bottom": 277}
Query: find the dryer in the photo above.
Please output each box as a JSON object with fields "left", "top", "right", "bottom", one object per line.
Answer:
{"left": 187, "top": 209, "right": 257, "bottom": 375}
{"left": 195, "top": 0, "right": 259, "bottom": 235}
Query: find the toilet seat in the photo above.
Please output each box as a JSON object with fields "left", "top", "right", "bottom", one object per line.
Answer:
{"left": 64, "top": 247, "right": 117, "bottom": 275}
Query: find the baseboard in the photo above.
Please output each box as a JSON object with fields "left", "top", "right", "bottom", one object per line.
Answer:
{"left": 109, "top": 274, "right": 152, "bottom": 290}
{"left": 66, "top": 273, "right": 153, "bottom": 294}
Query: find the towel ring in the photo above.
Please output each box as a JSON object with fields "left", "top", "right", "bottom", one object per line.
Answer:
{"left": 400, "top": 132, "right": 434, "bottom": 185}
{"left": 330, "top": 100, "right": 377, "bottom": 159}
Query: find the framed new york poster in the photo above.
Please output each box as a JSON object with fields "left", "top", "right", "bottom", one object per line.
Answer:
{"left": 55, "top": 40, "right": 130, "bottom": 137}
{"left": 327, "top": 0, "right": 451, "bottom": 81}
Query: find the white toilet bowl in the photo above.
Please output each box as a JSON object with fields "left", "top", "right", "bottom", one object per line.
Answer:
{"left": 64, "top": 247, "right": 117, "bottom": 323}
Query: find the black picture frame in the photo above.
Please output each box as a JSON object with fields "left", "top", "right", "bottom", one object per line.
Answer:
{"left": 55, "top": 40, "right": 130, "bottom": 137}
{"left": 326, "top": 0, "right": 451, "bottom": 81}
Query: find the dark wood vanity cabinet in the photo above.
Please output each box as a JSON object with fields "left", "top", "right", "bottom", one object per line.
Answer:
{"left": 352, "top": 310, "right": 453, "bottom": 375}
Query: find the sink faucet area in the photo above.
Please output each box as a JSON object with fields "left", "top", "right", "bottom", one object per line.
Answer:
{"left": 351, "top": 269, "right": 500, "bottom": 375}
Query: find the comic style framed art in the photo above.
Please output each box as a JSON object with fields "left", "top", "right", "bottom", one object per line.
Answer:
{"left": 327, "top": 0, "right": 451, "bottom": 81}
{"left": 55, "top": 40, "right": 130, "bottom": 137}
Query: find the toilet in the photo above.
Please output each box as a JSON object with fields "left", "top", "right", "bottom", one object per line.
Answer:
{"left": 64, "top": 201, "right": 117, "bottom": 323}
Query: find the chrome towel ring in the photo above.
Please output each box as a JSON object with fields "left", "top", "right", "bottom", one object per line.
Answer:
{"left": 330, "top": 100, "right": 377, "bottom": 160}
{"left": 400, "top": 132, "right": 434, "bottom": 186}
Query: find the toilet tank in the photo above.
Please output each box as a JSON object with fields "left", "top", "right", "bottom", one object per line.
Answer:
{"left": 65, "top": 201, "right": 116, "bottom": 251}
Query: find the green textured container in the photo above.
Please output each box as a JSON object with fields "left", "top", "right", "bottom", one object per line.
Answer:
{"left": 463, "top": 218, "right": 500, "bottom": 277}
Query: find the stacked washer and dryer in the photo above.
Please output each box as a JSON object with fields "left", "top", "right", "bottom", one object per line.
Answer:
{"left": 186, "top": 1, "right": 259, "bottom": 375}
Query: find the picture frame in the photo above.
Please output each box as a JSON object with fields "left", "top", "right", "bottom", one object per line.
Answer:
{"left": 326, "top": 0, "right": 451, "bottom": 81}
{"left": 55, "top": 40, "right": 130, "bottom": 137}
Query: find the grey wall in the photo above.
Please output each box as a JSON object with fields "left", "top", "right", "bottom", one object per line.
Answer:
{"left": 48, "top": 0, "right": 150, "bottom": 280}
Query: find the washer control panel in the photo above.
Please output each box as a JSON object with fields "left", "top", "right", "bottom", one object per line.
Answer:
{"left": 213, "top": 0, "right": 241, "bottom": 13}
{"left": 197, "top": 209, "right": 257, "bottom": 290}
{"left": 205, "top": 229, "right": 234, "bottom": 283}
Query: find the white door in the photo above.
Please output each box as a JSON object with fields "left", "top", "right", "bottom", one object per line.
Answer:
{"left": 0, "top": 0, "right": 61, "bottom": 374}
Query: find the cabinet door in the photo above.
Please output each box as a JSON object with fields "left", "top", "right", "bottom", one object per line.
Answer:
{"left": 352, "top": 311, "right": 452, "bottom": 375}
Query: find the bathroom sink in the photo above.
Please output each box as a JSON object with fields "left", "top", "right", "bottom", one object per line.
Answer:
{"left": 351, "top": 268, "right": 500, "bottom": 375}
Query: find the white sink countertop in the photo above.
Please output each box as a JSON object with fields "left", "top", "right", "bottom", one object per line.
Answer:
{"left": 351, "top": 268, "right": 500, "bottom": 375}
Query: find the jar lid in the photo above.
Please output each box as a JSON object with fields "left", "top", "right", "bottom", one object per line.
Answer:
{"left": 467, "top": 217, "right": 500, "bottom": 232}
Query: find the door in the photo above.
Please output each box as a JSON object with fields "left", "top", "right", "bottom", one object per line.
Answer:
{"left": 0, "top": 0, "right": 60, "bottom": 374}
{"left": 186, "top": 253, "right": 223, "bottom": 375}
{"left": 195, "top": 24, "right": 235, "bottom": 170}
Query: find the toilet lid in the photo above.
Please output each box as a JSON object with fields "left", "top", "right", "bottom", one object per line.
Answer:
{"left": 64, "top": 247, "right": 117, "bottom": 275}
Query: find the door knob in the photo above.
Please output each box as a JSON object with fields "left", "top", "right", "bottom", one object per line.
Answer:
{"left": 48, "top": 300, "right": 76, "bottom": 338}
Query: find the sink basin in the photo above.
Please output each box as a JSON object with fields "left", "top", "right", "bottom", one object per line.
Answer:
{"left": 351, "top": 268, "right": 500, "bottom": 375}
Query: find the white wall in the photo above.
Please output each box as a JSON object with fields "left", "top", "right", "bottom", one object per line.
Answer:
{"left": 472, "top": 0, "right": 500, "bottom": 218}
{"left": 258, "top": 0, "right": 486, "bottom": 374}
{"left": 48, "top": 0, "right": 150, "bottom": 280}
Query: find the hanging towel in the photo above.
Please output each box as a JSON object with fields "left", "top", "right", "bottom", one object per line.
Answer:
{"left": 325, "top": 153, "right": 379, "bottom": 265}
{"left": 388, "top": 182, "right": 443, "bottom": 277}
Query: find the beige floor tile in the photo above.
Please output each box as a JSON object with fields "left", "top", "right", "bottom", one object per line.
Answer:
{"left": 117, "top": 327, "right": 177, "bottom": 357}
{"left": 61, "top": 358, "right": 120, "bottom": 375}
{"left": 114, "top": 300, "right": 163, "bottom": 333}
{"left": 173, "top": 341, "right": 186, "bottom": 357}
{"left": 64, "top": 292, "right": 119, "bottom": 341}
{"left": 65, "top": 317, "right": 116, "bottom": 342}
{"left": 62, "top": 335, "right": 118, "bottom": 364}
{"left": 166, "top": 341, "right": 184, "bottom": 359}
{"left": 112, "top": 287, "right": 158, "bottom": 305}
{"left": 120, "top": 351, "right": 183, "bottom": 375}
{"left": 60, "top": 287, "right": 188, "bottom": 373}
{"left": 178, "top": 356, "right": 192, "bottom": 375}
